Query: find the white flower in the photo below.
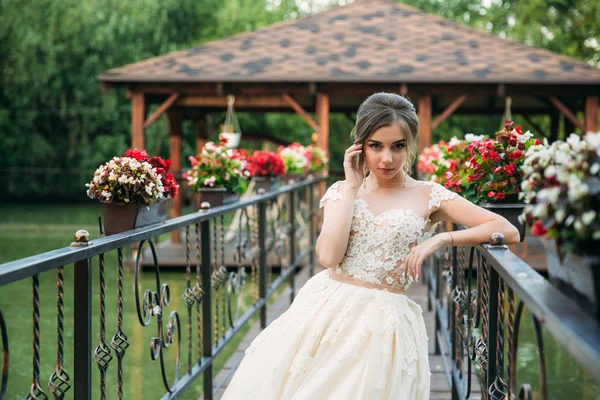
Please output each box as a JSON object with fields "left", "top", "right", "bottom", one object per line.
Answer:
{"left": 448, "top": 136, "right": 461, "bottom": 147}
{"left": 555, "top": 208, "right": 566, "bottom": 223}
{"left": 544, "top": 166, "right": 557, "bottom": 178}
{"left": 591, "top": 163, "right": 600, "bottom": 175}
{"left": 582, "top": 210, "right": 596, "bottom": 226}
{"left": 225, "top": 173, "right": 230, "bottom": 181}
{"left": 464, "top": 133, "right": 485, "bottom": 143}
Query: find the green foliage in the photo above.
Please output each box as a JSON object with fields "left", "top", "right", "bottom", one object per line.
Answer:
{"left": 2, "top": 0, "right": 598, "bottom": 197}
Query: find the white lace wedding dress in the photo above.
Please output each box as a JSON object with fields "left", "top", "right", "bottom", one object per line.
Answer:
{"left": 222, "top": 180, "right": 457, "bottom": 400}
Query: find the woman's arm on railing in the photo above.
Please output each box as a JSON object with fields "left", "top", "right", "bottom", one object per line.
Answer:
{"left": 431, "top": 194, "right": 521, "bottom": 245}
{"left": 315, "top": 181, "right": 358, "bottom": 269}
{"left": 405, "top": 191, "right": 520, "bottom": 279}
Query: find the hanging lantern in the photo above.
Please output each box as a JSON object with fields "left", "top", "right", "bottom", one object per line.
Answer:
{"left": 219, "top": 95, "right": 242, "bottom": 148}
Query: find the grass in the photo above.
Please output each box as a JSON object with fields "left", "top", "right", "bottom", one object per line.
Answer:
{"left": 0, "top": 203, "right": 288, "bottom": 399}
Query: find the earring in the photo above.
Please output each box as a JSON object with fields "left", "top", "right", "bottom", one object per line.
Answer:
{"left": 363, "top": 162, "right": 369, "bottom": 188}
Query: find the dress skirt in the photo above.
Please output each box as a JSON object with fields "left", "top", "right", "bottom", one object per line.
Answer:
{"left": 221, "top": 269, "right": 431, "bottom": 400}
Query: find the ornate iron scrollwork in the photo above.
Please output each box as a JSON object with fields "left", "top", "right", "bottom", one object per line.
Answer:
{"left": 134, "top": 239, "right": 181, "bottom": 393}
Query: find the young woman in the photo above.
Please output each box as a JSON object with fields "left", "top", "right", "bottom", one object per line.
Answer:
{"left": 222, "top": 93, "right": 520, "bottom": 400}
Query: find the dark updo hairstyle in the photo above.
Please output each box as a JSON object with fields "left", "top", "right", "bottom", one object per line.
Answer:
{"left": 350, "top": 92, "right": 419, "bottom": 173}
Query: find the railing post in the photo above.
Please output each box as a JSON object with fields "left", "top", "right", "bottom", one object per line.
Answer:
{"left": 258, "top": 202, "right": 267, "bottom": 328}
{"left": 201, "top": 219, "right": 213, "bottom": 400}
{"left": 289, "top": 190, "right": 296, "bottom": 303}
{"left": 73, "top": 258, "right": 92, "bottom": 400}
{"left": 434, "top": 254, "right": 442, "bottom": 355}
{"left": 309, "top": 183, "right": 315, "bottom": 277}
{"left": 487, "top": 265, "right": 500, "bottom": 392}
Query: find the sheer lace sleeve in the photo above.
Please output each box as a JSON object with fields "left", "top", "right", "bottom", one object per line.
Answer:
{"left": 426, "top": 182, "right": 457, "bottom": 210}
{"left": 319, "top": 180, "right": 345, "bottom": 208}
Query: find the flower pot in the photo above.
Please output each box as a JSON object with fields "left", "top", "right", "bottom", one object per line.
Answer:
{"left": 103, "top": 199, "right": 169, "bottom": 235}
{"left": 541, "top": 237, "right": 600, "bottom": 321}
{"left": 479, "top": 202, "right": 526, "bottom": 242}
{"left": 282, "top": 173, "right": 304, "bottom": 185}
{"left": 252, "top": 176, "right": 281, "bottom": 192}
{"left": 196, "top": 188, "right": 239, "bottom": 208}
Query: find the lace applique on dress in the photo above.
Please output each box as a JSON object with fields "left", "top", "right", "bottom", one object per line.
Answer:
{"left": 319, "top": 180, "right": 344, "bottom": 208}
{"left": 320, "top": 180, "right": 457, "bottom": 292}
{"left": 420, "top": 181, "right": 458, "bottom": 210}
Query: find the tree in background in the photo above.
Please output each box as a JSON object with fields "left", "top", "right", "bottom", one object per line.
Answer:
{"left": 1, "top": 0, "right": 598, "bottom": 196}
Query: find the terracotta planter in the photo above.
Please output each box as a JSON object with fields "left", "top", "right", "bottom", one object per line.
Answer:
{"left": 196, "top": 188, "right": 239, "bottom": 208}
{"left": 479, "top": 202, "right": 526, "bottom": 242}
{"left": 103, "top": 199, "right": 169, "bottom": 235}
{"left": 252, "top": 176, "right": 281, "bottom": 192}
{"left": 542, "top": 238, "right": 600, "bottom": 320}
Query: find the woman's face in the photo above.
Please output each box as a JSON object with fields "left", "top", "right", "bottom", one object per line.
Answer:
{"left": 363, "top": 124, "right": 408, "bottom": 180}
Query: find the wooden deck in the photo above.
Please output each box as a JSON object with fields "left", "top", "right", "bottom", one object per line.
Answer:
{"left": 206, "top": 265, "right": 481, "bottom": 399}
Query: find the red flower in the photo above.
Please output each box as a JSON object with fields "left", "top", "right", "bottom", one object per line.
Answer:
{"left": 488, "top": 191, "right": 496, "bottom": 198}
{"left": 504, "top": 164, "right": 517, "bottom": 176}
{"left": 531, "top": 220, "right": 547, "bottom": 236}
{"left": 494, "top": 166, "right": 502, "bottom": 174}
{"left": 219, "top": 136, "right": 229, "bottom": 146}
{"left": 515, "top": 125, "right": 523, "bottom": 135}
{"left": 535, "top": 138, "right": 541, "bottom": 145}
{"left": 495, "top": 192, "right": 506, "bottom": 200}
{"left": 504, "top": 120, "right": 515, "bottom": 130}
{"left": 467, "top": 174, "right": 475, "bottom": 183}
{"left": 123, "top": 148, "right": 148, "bottom": 161}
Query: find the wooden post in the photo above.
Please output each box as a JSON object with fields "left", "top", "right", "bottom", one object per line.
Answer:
{"left": 315, "top": 93, "right": 330, "bottom": 200}
{"left": 168, "top": 111, "right": 183, "bottom": 244}
{"left": 131, "top": 92, "right": 146, "bottom": 150}
{"left": 585, "top": 96, "right": 598, "bottom": 133}
{"left": 418, "top": 95, "right": 432, "bottom": 153}
{"left": 195, "top": 117, "right": 209, "bottom": 155}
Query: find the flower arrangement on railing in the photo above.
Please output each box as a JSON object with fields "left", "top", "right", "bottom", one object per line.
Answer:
{"left": 460, "top": 121, "right": 540, "bottom": 204}
{"left": 521, "top": 131, "right": 600, "bottom": 256}
{"left": 245, "top": 150, "right": 285, "bottom": 178}
{"left": 304, "top": 145, "right": 329, "bottom": 174}
{"left": 87, "top": 148, "right": 179, "bottom": 204}
{"left": 184, "top": 138, "right": 249, "bottom": 205}
{"left": 417, "top": 136, "right": 479, "bottom": 188}
{"left": 278, "top": 142, "right": 308, "bottom": 177}
{"left": 521, "top": 131, "right": 600, "bottom": 319}
{"left": 86, "top": 148, "right": 179, "bottom": 234}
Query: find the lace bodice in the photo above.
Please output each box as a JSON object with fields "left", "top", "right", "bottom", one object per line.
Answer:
{"left": 319, "top": 180, "right": 457, "bottom": 291}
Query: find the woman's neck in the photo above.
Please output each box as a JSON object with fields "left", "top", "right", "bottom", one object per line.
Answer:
{"left": 366, "top": 173, "right": 413, "bottom": 189}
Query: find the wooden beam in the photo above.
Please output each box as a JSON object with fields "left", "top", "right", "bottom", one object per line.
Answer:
{"left": 316, "top": 94, "right": 330, "bottom": 155}
{"left": 585, "top": 96, "right": 598, "bottom": 132}
{"left": 282, "top": 93, "right": 318, "bottom": 130}
{"left": 195, "top": 117, "right": 209, "bottom": 155}
{"left": 168, "top": 112, "right": 183, "bottom": 243}
{"left": 522, "top": 114, "right": 547, "bottom": 139}
{"left": 177, "top": 95, "right": 289, "bottom": 108}
{"left": 144, "top": 93, "right": 179, "bottom": 129}
{"left": 131, "top": 92, "right": 146, "bottom": 150}
{"left": 431, "top": 94, "right": 468, "bottom": 130}
{"left": 548, "top": 96, "right": 585, "bottom": 132}
{"left": 418, "top": 95, "right": 432, "bottom": 153}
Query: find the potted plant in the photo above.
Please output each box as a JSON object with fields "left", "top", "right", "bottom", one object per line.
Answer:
{"left": 245, "top": 150, "right": 285, "bottom": 192}
{"left": 521, "top": 131, "right": 600, "bottom": 319}
{"left": 456, "top": 121, "right": 540, "bottom": 241}
{"left": 86, "top": 149, "right": 179, "bottom": 235}
{"left": 417, "top": 135, "right": 483, "bottom": 187}
{"left": 278, "top": 142, "right": 308, "bottom": 184}
{"left": 183, "top": 137, "right": 249, "bottom": 208}
{"left": 304, "top": 145, "right": 329, "bottom": 178}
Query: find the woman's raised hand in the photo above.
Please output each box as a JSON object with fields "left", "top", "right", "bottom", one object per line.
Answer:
{"left": 343, "top": 143, "right": 364, "bottom": 190}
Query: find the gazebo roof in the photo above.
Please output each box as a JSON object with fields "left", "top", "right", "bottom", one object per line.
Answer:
{"left": 100, "top": 0, "right": 600, "bottom": 86}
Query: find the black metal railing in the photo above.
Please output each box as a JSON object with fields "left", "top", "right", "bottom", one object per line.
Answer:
{"left": 427, "top": 223, "right": 600, "bottom": 400}
{"left": 0, "top": 177, "right": 325, "bottom": 400}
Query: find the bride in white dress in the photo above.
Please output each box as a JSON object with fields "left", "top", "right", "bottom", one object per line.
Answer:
{"left": 222, "top": 93, "right": 520, "bottom": 400}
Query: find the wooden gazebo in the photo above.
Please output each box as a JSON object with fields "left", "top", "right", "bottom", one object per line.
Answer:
{"left": 99, "top": 0, "right": 600, "bottom": 231}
